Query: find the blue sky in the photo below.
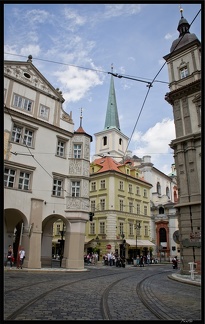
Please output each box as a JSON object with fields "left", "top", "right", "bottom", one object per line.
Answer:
{"left": 4, "top": 3, "right": 202, "bottom": 174}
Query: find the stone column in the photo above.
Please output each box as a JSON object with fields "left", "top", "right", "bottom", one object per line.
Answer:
{"left": 62, "top": 220, "right": 86, "bottom": 269}
{"left": 26, "top": 198, "right": 44, "bottom": 269}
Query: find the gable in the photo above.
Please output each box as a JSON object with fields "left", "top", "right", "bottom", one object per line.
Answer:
{"left": 4, "top": 61, "right": 64, "bottom": 101}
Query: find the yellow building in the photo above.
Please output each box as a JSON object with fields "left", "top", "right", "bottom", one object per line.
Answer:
{"left": 85, "top": 156, "right": 154, "bottom": 262}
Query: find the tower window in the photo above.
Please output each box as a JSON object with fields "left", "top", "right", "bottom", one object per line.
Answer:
{"left": 103, "top": 136, "right": 107, "bottom": 146}
{"left": 180, "top": 65, "right": 188, "bottom": 79}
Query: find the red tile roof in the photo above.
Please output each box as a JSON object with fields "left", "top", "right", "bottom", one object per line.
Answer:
{"left": 92, "top": 156, "right": 124, "bottom": 173}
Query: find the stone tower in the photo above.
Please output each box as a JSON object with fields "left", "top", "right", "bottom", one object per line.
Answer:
{"left": 163, "top": 8, "right": 201, "bottom": 274}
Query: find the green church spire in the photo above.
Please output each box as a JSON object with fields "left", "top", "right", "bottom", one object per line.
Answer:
{"left": 104, "top": 65, "right": 120, "bottom": 131}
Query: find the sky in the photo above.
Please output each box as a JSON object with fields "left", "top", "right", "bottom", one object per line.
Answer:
{"left": 4, "top": 2, "right": 202, "bottom": 175}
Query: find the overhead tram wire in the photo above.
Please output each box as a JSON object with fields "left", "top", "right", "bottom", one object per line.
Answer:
{"left": 4, "top": 9, "right": 201, "bottom": 164}
{"left": 4, "top": 52, "right": 168, "bottom": 86}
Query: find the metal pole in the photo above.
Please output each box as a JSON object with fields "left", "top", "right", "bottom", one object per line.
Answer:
{"left": 136, "top": 233, "right": 137, "bottom": 259}
{"left": 17, "top": 222, "right": 24, "bottom": 268}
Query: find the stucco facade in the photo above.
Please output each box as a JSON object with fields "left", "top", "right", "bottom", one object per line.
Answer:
{"left": 4, "top": 56, "right": 92, "bottom": 270}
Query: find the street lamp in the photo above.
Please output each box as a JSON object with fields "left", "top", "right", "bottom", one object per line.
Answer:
{"left": 135, "top": 222, "right": 141, "bottom": 260}
{"left": 59, "top": 224, "right": 65, "bottom": 267}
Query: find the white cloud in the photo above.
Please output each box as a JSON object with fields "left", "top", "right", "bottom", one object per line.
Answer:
{"left": 164, "top": 33, "right": 172, "bottom": 40}
{"left": 104, "top": 4, "right": 142, "bottom": 19}
{"left": 131, "top": 118, "right": 175, "bottom": 174}
{"left": 20, "top": 44, "right": 41, "bottom": 57}
{"left": 64, "top": 7, "right": 86, "bottom": 31}
{"left": 54, "top": 66, "right": 103, "bottom": 103}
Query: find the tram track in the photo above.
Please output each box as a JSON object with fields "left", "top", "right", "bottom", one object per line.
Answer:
{"left": 4, "top": 267, "right": 201, "bottom": 320}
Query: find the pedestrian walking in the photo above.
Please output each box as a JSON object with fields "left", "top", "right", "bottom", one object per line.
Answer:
{"left": 5, "top": 245, "right": 13, "bottom": 268}
{"left": 18, "top": 247, "right": 25, "bottom": 269}
{"left": 172, "top": 256, "right": 178, "bottom": 269}
{"left": 147, "top": 254, "right": 150, "bottom": 265}
{"left": 139, "top": 255, "right": 144, "bottom": 267}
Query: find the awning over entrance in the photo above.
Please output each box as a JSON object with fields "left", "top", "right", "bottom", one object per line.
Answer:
{"left": 126, "top": 239, "right": 155, "bottom": 247}
{"left": 84, "top": 237, "right": 94, "bottom": 244}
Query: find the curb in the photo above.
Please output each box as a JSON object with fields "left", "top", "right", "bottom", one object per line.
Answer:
{"left": 168, "top": 273, "right": 201, "bottom": 286}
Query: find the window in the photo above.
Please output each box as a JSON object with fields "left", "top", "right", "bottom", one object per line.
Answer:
{"left": 143, "top": 189, "right": 147, "bottom": 197}
{"left": 74, "top": 144, "right": 82, "bottom": 158}
{"left": 144, "top": 225, "right": 148, "bottom": 236}
{"left": 56, "top": 224, "right": 60, "bottom": 235}
{"left": 100, "top": 199, "right": 105, "bottom": 211}
{"left": 53, "top": 178, "right": 63, "bottom": 197}
{"left": 11, "top": 125, "right": 22, "bottom": 143}
{"left": 166, "top": 187, "right": 170, "bottom": 198}
{"left": 136, "top": 223, "right": 141, "bottom": 236}
{"left": 157, "top": 182, "right": 161, "bottom": 195}
{"left": 136, "top": 204, "right": 140, "bottom": 214}
{"left": 4, "top": 168, "right": 16, "bottom": 188}
{"left": 90, "top": 222, "right": 95, "bottom": 235}
{"left": 144, "top": 205, "right": 148, "bottom": 216}
{"left": 119, "top": 200, "right": 124, "bottom": 211}
{"left": 129, "top": 223, "right": 134, "bottom": 235}
{"left": 119, "top": 222, "right": 124, "bottom": 236}
{"left": 13, "top": 94, "right": 33, "bottom": 112}
{"left": 11, "top": 124, "right": 34, "bottom": 147}
{"left": 128, "top": 184, "right": 132, "bottom": 193}
{"left": 91, "top": 200, "right": 96, "bottom": 212}
{"left": 129, "top": 202, "right": 133, "bottom": 213}
{"left": 4, "top": 167, "right": 32, "bottom": 191}
{"left": 174, "top": 190, "right": 178, "bottom": 203}
{"left": 99, "top": 222, "right": 105, "bottom": 234}
{"left": 91, "top": 182, "right": 96, "bottom": 191}
{"left": 119, "top": 138, "right": 122, "bottom": 145}
{"left": 71, "top": 181, "right": 80, "bottom": 197}
{"left": 180, "top": 66, "right": 188, "bottom": 79}
{"left": 39, "top": 104, "right": 49, "bottom": 120}
{"left": 103, "top": 136, "right": 107, "bottom": 145}
{"left": 57, "top": 140, "right": 66, "bottom": 157}
{"left": 23, "top": 129, "right": 33, "bottom": 146}
{"left": 18, "top": 171, "right": 30, "bottom": 190}
{"left": 159, "top": 207, "right": 164, "bottom": 214}
{"left": 119, "top": 181, "right": 124, "bottom": 190}
{"left": 136, "top": 186, "right": 140, "bottom": 195}
{"left": 100, "top": 180, "right": 105, "bottom": 189}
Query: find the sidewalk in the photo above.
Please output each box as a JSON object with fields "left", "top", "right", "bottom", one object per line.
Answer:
{"left": 168, "top": 272, "right": 201, "bottom": 286}
{"left": 4, "top": 263, "right": 201, "bottom": 286}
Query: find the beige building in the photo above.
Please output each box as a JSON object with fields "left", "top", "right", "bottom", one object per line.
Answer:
{"left": 164, "top": 9, "right": 201, "bottom": 274}
{"left": 4, "top": 55, "right": 92, "bottom": 270}
{"left": 86, "top": 156, "right": 153, "bottom": 262}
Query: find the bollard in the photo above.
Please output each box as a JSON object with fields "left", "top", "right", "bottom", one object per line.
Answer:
{"left": 188, "top": 262, "right": 197, "bottom": 280}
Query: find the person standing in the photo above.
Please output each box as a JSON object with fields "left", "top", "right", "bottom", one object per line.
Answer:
{"left": 5, "top": 245, "right": 13, "bottom": 268}
{"left": 18, "top": 247, "right": 25, "bottom": 269}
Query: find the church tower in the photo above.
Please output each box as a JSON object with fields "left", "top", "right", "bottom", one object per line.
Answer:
{"left": 94, "top": 66, "right": 129, "bottom": 160}
{"left": 163, "top": 7, "right": 201, "bottom": 274}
